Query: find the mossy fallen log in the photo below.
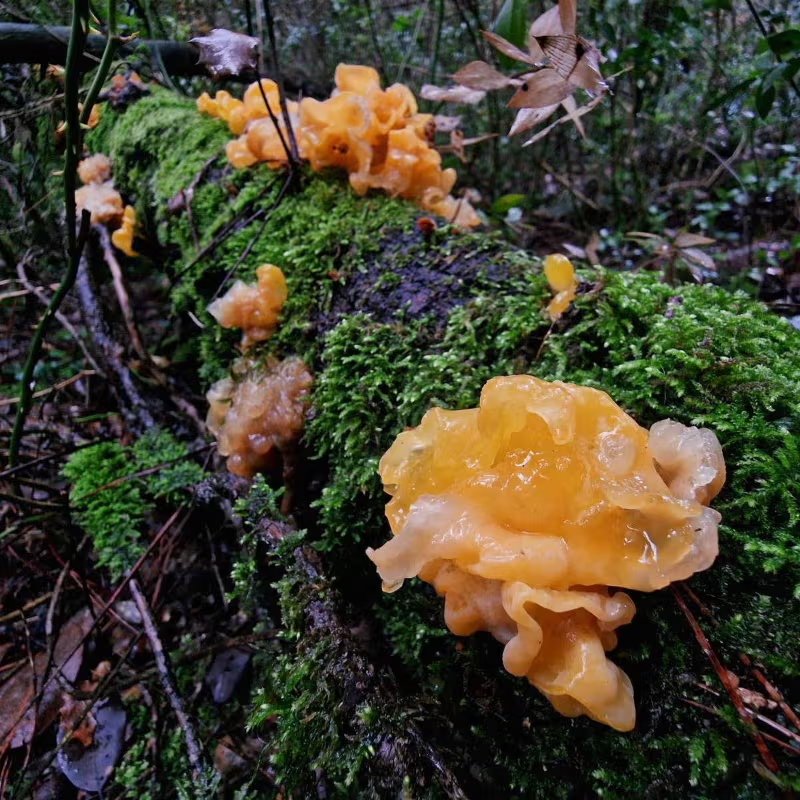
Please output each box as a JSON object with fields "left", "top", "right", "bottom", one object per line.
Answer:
{"left": 87, "top": 89, "right": 800, "bottom": 798}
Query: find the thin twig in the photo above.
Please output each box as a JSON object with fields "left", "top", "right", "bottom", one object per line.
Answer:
{"left": 96, "top": 225, "right": 150, "bottom": 363}
{"left": 672, "top": 584, "right": 781, "bottom": 774}
{"left": 129, "top": 577, "right": 209, "bottom": 782}
{"left": 16, "top": 259, "right": 102, "bottom": 372}
{"left": 262, "top": 0, "right": 299, "bottom": 161}
{"left": 740, "top": 653, "right": 800, "bottom": 733}
{"left": 0, "top": 370, "right": 97, "bottom": 408}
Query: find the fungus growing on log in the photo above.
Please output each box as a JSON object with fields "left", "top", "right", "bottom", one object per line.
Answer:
{"left": 367, "top": 375, "right": 725, "bottom": 731}
{"left": 197, "top": 65, "right": 481, "bottom": 227}
{"left": 544, "top": 253, "right": 579, "bottom": 321}
{"left": 75, "top": 154, "right": 139, "bottom": 257}
{"left": 207, "top": 264, "right": 288, "bottom": 350}
{"left": 206, "top": 356, "right": 313, "bottom": 478}
{"left": 111, "top": 205, "right": 138, "bottom": 257}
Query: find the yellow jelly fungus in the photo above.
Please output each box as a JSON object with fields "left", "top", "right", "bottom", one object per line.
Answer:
{"left": 197, "top": 65, "right": 481, "bottom": 227}
{"left": 111, "top": 205, "right": 138, "bottom": 256}
{"left": 75, "top": 153, "right": 124, "bottom": 225}
{"left": 206, "top": 356, "right": 313, "bottom": 478}
{"left": 367, "top": 375, "right": 725, "bottom": 731}
{"left": 77, "top": 153, "right": 113, "bottom": 185}
{"left": 75, "top": 182, "right": 123, "bottom": 225}
{"left": 207, "top": 264, "right": 288, "bottom": 350}
{"left": 544, "top": 253, "right": 579, "bottom": 321}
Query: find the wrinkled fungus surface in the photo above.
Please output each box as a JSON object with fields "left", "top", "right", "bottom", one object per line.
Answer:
{"left": 367, "top": 375, "right": 725, "bottom": 731}
{"left": 206, "top": 357, "right": 313, "bottom": 478}
{"left": 197, "top": 65, "right": 480, "bottom": 227}
{"left": 207, "top": 264, "right": 288, "bottom": 349}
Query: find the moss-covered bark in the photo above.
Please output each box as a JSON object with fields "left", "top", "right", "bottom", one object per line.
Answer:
{"left": 88, "top": 90, "right": 800, "bottom": 798}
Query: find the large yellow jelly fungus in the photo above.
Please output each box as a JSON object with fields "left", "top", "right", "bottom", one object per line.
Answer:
{"left": 544, "top": 253, "right": 579, "bottom": 321}
{"left": 207, "top": 264, "right": 288, "bottom": 350}
{"left": 197, "top": 64, "right": 481, "bottom": 227}
{"left": 367, "top": 376, "right": 725, "bottom": 731}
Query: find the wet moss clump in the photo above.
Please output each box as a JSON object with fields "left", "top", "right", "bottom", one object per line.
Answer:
{"left": 89, "top": 89, "right": 800, "bottom": 797}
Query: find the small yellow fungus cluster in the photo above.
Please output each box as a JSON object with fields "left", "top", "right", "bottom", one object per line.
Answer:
{"left": 544, "top": 253, "right": 579, "bottom": 321}
{"left": 112, "top": 205, "right": 139, "bottom": 257}
{"left": 75, "top": 154, "right": 124, "bottom": 225}
{"left": 207, "top": 264, "right": 288, "bottom": 350}
{"left": 74, "top": 154, "right": 139, "bottom": 256}
{"left": 197, "top": 65, "right": 480, "bottom": 227}
{"left": 368, "top": 375, "right": 725, "bottom": 731}
{"left": 206, "top": 356, "right": 313, "bottom": 478}
{"left": 204, "top": 264, "right": 313, "bottom": 479}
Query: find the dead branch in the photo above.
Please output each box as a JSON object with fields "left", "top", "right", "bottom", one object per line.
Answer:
{"left": 0, "top": 23, "right": 326, "bottom": 97}
{"left": 129, "top": 577, "right": 210, "bottom": 782}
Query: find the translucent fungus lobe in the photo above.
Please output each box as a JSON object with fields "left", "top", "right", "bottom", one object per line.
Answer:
{"left": 368, "top": 375, "right": 725, "bottom": 730}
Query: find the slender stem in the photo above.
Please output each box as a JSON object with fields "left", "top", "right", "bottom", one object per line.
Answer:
{"left": 80, "top": 0, "right": 119, "bottom": 125}
{"left": 262, "top": 0, "right": 299, "bottom": 162}
{"left": 8, "top": 0, "right": 90, "bottom": 469}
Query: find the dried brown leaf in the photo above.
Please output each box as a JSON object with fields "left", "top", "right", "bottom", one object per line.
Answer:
{"left": 681, "top": 247, "right": 717, "bottom": 271}
{"left": 536, "top": 35, "right": 581, "bottom": 80}
{"left": 433, "top": 114, "right": 462, "bottom": 132}
{"left": 481, "top": 30, "right": 538, "bottom": 65}
{"left": 508, "top": 105, "right": 560, "bottom": 136}
{"left": 530, "top": 5, "right": 565, "bottom": 37}
{"left": 453, "top": 60, "right": 514, "bottom": 91}
{"left": 0, "top": 609, "right": 92, "bottom": 754}
{"left": 560, "top": 94, "right": 585, "bottom": 138}
{"left": 585, "top": 231, "right": 601, "bottom": 265}
{"left": 569, "top": 40, "right": 607, "bottom": 92}
{"left": 191, "top": 29, "right": 260, "bottom": 79}
{"left": 507, "top": 70, "right": 574, "bottom": 109}
{"left": 674, "top": 232, "right": 717, "bottom": 248}
{"left": 420, "top": 84, "right": 486, "bottom": 104}
{"left": 627, "top": 231, "right": 666, "bottom": 242}
{"left": 521, "top": 93, "right": 605, "bottom": 145}
{"left": 562, "top": 242, "right": 586, "bottom": 259}
{"left": 559, "top": 0, "right": 578, "bottom": 35}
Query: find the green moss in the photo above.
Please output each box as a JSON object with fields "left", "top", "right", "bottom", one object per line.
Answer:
{"left": 90, "top": 88, "right": 800, "bottom": 797}
{"left": 304, "top": 268, "right": 800, "bottom": 797}
{"left": 63, "top": 429, "right": 204, "bottom": 578}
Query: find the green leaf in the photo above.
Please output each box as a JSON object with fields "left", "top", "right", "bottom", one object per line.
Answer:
{"left": 755, "top": 84, "right": 776, "bottom": 118}
{"left": 491, "top": 0, "right": 528, "bottom": 69}
{"left": 766, "top": 29, "right": 800, "bottom": 57}
{"left": 492, "top": 193, "right": 527, "bottom": 214}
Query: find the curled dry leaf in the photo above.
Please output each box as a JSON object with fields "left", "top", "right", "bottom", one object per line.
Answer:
{"left": 673, "top": 232, "right": 717, "bottom": 249}
{"left": 507, "top": 70, "right": 574, "bottom": 109}
{"left": 509, "top": 105, "right": 561, "bottom": 136}
{"left": 521, "top": 93, "right": 605, "bottom": 146}
{"left": 191, "top": 29, "right": 260, "bottom": 79}
{"left": 426, "top": 0, "right": 606, "bottom": 144}
{"left": 0, "top": 608, "right": 92, "bottom": 755}
{"left": 481, "top": 30, "right": 539, "bottom": 65}
{"left": 453, "top": 60, "right": 515, "bottom": 91}
{"left": 420, "top": 84, "right": 486, "bottom": 104}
